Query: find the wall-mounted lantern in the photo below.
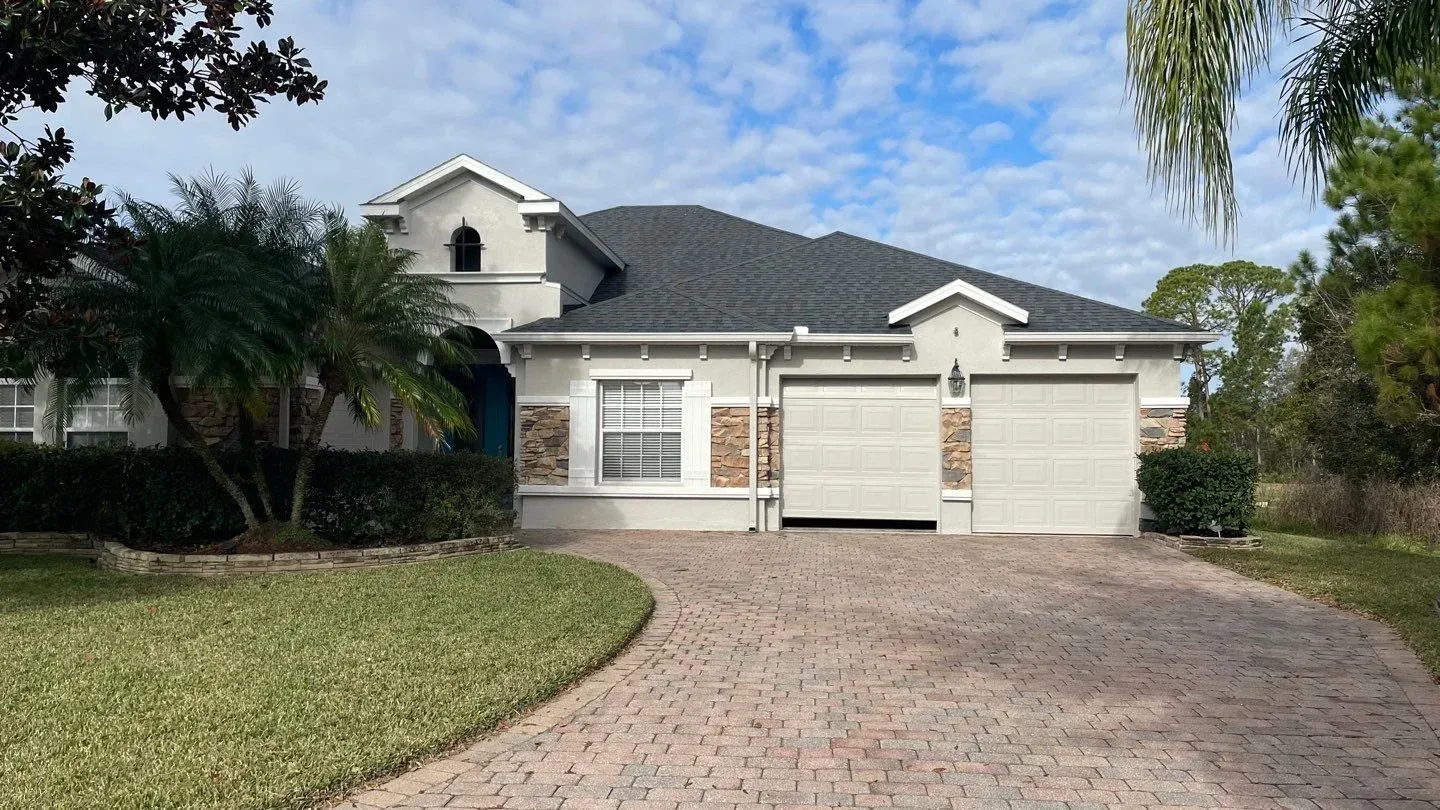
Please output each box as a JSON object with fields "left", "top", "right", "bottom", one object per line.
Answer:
{"left": 948, "top": 359, "right": 966, "bottom": 397}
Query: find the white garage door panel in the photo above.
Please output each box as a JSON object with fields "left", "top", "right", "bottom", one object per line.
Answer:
{"left": 782, "top": 379, "right": 939, "bottom": 521}
{"left": 973, "top": 377, "right": 1137, "bottom": 535}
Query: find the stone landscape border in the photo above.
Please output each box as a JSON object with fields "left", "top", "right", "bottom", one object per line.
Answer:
{"left": 0, "top": 531, "right": 517, "bottom": 574}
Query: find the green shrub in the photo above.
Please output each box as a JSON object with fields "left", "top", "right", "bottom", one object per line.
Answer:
{"left": 0, "top": 444, "right": 514, "bottom": 549}
{"left": 1136, "top": 447, "right": 1257, "bottom": 535}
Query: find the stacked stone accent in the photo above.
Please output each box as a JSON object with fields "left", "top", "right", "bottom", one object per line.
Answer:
{"left": 0, "top": 532, "right": 100, "bottom": 557}
{"left": 711, "top": 406, "right": 780, "bottom": 488}
{"left": 1140, "top": 407, "right": 1187, "bottom": 452}
{"left": 96, "top": 535, "right": 516, "bottom": 575}
{"left": 176, "top": 387, "right": 282, "bottom": 448}
{"left": 711, "top": 407, "right": 750, "bottom": 487}
{"left": 941, "top": 407, "right": 972, "bottom": 490}
{"left": 289, "top": 387, "right": 324, "bottom": 447}
{"left": 519, "top": 406, "right": 569, "bottom": 485}
{"left": 389, "top": 399, "right": 406, "bottom": 449}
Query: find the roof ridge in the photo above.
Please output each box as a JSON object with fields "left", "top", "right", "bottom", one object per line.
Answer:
{"left": 827, "top": 232, "right": 1196, "bottom": 331}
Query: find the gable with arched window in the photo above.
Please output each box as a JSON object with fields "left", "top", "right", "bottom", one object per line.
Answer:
{"left": 449, "top": 225, "right": 483, "bottom": 272}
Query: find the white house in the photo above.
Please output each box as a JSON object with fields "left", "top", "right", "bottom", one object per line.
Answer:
{"left": 362, "top": 155, "right": 1215, "bottom": 536}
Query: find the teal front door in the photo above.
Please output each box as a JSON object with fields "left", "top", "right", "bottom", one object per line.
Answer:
{"left": 442, "top": 364, "right": 514, "bottom": 457}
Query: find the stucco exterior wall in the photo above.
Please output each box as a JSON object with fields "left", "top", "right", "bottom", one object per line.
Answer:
{"left": 384, "top": 175, "right": 545, "bottom": 275}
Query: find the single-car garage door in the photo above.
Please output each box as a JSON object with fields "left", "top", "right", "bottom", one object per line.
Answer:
{"left": 782, "top": 379, "right": 939, "bottom": 522}
{"left": 972, "top": 376, "right": 1137, "bottom": 535}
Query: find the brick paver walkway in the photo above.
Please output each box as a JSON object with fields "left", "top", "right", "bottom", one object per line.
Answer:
{"left": 337, "top": 531, "right": 1440, "bottom": 809}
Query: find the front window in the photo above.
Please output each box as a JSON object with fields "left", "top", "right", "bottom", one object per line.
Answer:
{"left": 0, "top": 383, "right": 35, "bottom": 444}
{"left": 599, "top": 381, "right": 682, "bottom": 482}
{"left": 66, "top": 382, "right": 128, "bottom": 448}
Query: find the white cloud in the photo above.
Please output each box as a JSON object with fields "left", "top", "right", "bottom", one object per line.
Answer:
{"left": 19, "top": 0, "right": 1331, "bottom": 314}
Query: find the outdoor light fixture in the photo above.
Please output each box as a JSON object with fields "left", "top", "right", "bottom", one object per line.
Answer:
{"left": 948, "top": 359, "right": 966, "bottom": 397}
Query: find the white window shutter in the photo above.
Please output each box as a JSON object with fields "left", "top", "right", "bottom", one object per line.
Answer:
{"left": 681, "top": 380, "right": 711, "bottom": 489}
{"left": 568, "top": 379, "right": 597, "bottom": 486}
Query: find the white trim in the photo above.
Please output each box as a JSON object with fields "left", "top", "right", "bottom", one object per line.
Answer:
{"left": 941, "top": 489, "right": 973, "bottom": 502}
{"left": 519, "top": 484, "right": 779, "bottom": 500}
{"left": 1004, "top": 331, "right": 1222, "bottom": 345}
{"left": 712, "top": 396, "right": 777, "bottom": 408}
{"left": 888, "top": 278, "right": 1030, "bottom": 326}
{"left": 517, "top": 395, "right": 568, "bottom": 406}
{"left": 497, "top": 331, "right": 916, "bottom": 346}
{"left": 411, "top": 270, "right": 545, "bottom": 285}
{"left": 365, "top": 154, "right": 551, "bottom": 206}
{"left": 588, "top": 368, "right": 692, "bottom": 380}
{"left": 1139, "top": 397, "right": 1191, "bottom": 409}
{"left": 515, "top": 200, "right": 626, "bottom": 268}
{"left": 940, "top": 396, "right": 972, "bottom": 408}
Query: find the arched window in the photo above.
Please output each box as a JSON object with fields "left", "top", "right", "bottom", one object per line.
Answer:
{"left": 449, "top": 225, "right": 483, "bottom": 272}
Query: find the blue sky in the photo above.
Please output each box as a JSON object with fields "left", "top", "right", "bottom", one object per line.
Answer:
{"left": 32, "top": 0, "right": 1332, "bottom": 311}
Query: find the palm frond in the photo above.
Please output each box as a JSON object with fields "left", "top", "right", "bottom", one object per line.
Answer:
{"left": 1127, "top": 0, "right": 1296, "bottom": 238}
{"left": 1281, "top": 1, "right": 1440, "bottom": 187}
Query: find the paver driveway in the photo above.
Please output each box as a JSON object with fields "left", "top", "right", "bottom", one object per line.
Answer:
{"left": 339, "top": 532, "right": 1440, "bottom": 809}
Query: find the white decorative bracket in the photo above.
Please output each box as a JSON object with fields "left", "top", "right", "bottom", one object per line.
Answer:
{"left": 1173, "top": 343, "right": 1185, "bottom": 361}
{"left": 580, "top": 343, "right": 591, "bottom": 361}
{"left": 783, "top": 345, "right": 792, "bottom": 360}
{"left": 1001, "top": 343, "right": 1011, "bottom": 362}
{"left": 698, "top": 344, "right": 707, "bottom": 360}
{"left": 842, "top": 345, "right": 852, "bottom": 362}
{"left": 1114, "top": 344, "right": 1125, "bottom": 361}
{"left": 640, "top": 343, "right": 649, "bottom": 361}
{"left": 1058, "top": 343, "right": 1068, "bottom": 361}
{"left": 901, "top": 345, "right": 912, "bottom": 362}
{"left": 518, "top": 343, "right": 533, "bottom": 360}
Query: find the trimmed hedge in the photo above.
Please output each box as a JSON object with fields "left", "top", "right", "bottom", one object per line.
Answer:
{"left": 1137, "top": 447, "right": 1257, "bottom": 535}
{"left": 0, "top": 443, "right": 514, "bottom": 549}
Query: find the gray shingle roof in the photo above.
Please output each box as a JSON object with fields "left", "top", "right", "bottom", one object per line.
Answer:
{"left": 581, "top": 205, "right": 810, "bottom": 301}
{"left": 520, "top": 209, "right": 1194, "bottom": 335}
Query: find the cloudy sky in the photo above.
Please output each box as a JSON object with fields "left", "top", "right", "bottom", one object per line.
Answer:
{"left": 33, "top": 0, "right": 1332, "bottom": 311}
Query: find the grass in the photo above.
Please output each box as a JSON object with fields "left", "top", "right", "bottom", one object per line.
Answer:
{"left": 1190, "top": 529, "right": 1440, "bottom": 678}
{"left": 0, "top": 551, "right": 652, "bottom": 810}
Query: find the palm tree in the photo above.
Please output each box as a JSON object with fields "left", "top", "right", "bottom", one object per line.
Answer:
{"left": 1126, "top": 0, "right": 1440, "bottom": 236}
{"left": 40, "top": 192, "right": 311, "bottom": 530}
{"left": 288, "top": 222, "right": 475, "bottom": 523}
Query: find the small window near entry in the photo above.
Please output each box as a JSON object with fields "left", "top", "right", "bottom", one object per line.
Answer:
{"left": 0, "top": 383, "right": 35, "bottom": 444}
{"left": 66, "top": 382, "right": 127, "bottom": 448}
{"left": 599, "top": 381, "right": 682, "bottom": 482}
{"left": 450, "top": 226, "right": 483, "bottom": 272}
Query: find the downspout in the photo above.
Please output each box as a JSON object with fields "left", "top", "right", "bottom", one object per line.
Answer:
{"left": 748, "top": 340, "right": 759, "bottom": 532}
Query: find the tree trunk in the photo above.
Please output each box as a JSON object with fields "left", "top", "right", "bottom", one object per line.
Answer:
{"left": 237, "top": 408, "right": 276, "bottom": 521}
{"left": 154, "top": 382, "right": 262, "bottom": 531}
{"left": 289, "top": 383, "right": 341, "bottom": 525}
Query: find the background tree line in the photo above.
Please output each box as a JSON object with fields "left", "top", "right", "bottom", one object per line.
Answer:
{"left": 1144, "top": 68, "right": 1440, "bottom": 484}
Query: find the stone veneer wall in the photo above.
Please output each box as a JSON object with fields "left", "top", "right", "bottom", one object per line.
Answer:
{"left": 289, "top": 387, "right": 323, "bottom": 447}
{"left": 519, "top": 405, "right": 569, "bottom": 485}
{"left": 941, "top": 407, "right": 972, "bottom": 490}
{"left": 389, "top": 399, "right": 405, "bottom": 449}
{"left": 711, "top": 406, "right": 779, "bottom": 488}
{"left": 175, "top": 387, "right": 282, "bottom": 448}
{"left": 1139, "top": 407, "right": 1187, "bottom": 452}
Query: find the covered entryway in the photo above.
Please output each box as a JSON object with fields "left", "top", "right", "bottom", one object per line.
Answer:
{"left": 971, "top": 375, "right": 1137, "bottom": 535}
{"left": 780, "top": 378, "right": 939, "bottom": 525}
{"left": 439, "top": 327, "right": 514, "bottom": 457}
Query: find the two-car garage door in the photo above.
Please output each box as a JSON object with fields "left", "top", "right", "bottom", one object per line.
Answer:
{"left": 971, "top": 376, "right": 1137, "bottom": 535}
{"left": 779, "top": 375, "right": 1139, "bottom": 534}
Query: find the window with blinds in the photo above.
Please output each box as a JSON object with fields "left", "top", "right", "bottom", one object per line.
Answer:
{"left": 67, "top": 382, "right": 128, "bottom": 448}
{"left": 599, "top": 381, "right": 682, "bottom": 482}
{"left": 0, "top": 384, "right": 35, "bottom": 444}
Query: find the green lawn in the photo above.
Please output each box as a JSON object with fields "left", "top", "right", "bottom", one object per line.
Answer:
{"left": 1190, "top": 530, "right": 1440, "bottom": 678}
{"left": 0, "top": 551, "right": 652, "bottom": 810}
